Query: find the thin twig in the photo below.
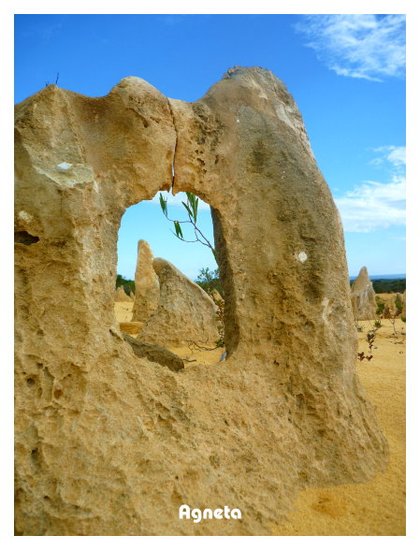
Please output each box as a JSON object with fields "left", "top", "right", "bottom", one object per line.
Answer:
{"left": 187, "top": 341, "right": 222, "bottom": 352}
{"left": 162, "top": 202, "right": 216, "bottom": 257}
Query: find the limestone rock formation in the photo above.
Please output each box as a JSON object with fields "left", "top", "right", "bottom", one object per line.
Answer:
{"left": 210, "top": 288, "right": 223, "bottom": 304}
{"left": 15, "top": 67, "right": 388, "bottom": 535}
{"left": 138, "top": 258, "right": 219, "bottom": 346}
{"left": 131, "top": 240, "right": 160, "bottom": 322}
{"left": 351, "top": 266, "right": 377, "bottom": 320}
{"left": 123, "top": 334, "right": 184, "bottom": 372}
{"left": 115, "top": 286, "right": 133, "bottom": 302}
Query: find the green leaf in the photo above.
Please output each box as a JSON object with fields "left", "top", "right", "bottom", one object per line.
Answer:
{"left": 193, "top": 196, "right": 198, "bottom": 223}
{"left": 174, "top": 221, "right": 183, "bottom": 239}
{"left": 159, "top": 193, "right": 167, "bottom": 216}
{"left": 186, "top": 192, "right": 198, "bottom": 223}
{"left": 182, "top": 201, "right": 194, "bottom": 220}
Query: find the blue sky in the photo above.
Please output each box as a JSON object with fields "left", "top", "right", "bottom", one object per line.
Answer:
{"left": 14, "top": 14, "right": 406, "bottom": 279}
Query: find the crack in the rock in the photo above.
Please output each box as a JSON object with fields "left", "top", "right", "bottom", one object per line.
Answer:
{"left": 166, "top": 98, "right": 178, "bottom": 193}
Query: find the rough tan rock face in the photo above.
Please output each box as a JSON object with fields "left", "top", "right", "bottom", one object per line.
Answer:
{"left": 115, "top": 286, "right": 133, "bottom": 302}
{"left": 15, "top": 67, "right": 388, "bottom": 535}
{"left": 210, "top": 289, "right": 223, "bottom": 304}
{"left": 138, "top": 258, "right": 219, "bottom": 346}
{"left": 351, "top": 266, "right": 377, "bottom": 320}
{"left": 131, "top": 240, "right": 160, "bottom": 322}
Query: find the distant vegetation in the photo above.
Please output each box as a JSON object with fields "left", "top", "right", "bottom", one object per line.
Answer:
{"left": 118, "top": 272, "right": 405, "bottom": 299}
{"left": 116, "top": 274, "right": 135, "bottom": 295}
{"left": 371, "top": 278, "right": 406, "bottom": 294}
{"left": 195, "top": 267, "right": 223, "bottom": 296}
{"left": 350, "top": 276, "right": 405, "bottom": 294}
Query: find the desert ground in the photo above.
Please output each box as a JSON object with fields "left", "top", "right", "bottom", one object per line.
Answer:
{"left": 115, "top": 298, "right": 406, "bottom": 536}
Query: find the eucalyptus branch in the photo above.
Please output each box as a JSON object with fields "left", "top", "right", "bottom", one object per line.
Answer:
{"left": 159, "top": 192, "right": 216, "bottom": 258}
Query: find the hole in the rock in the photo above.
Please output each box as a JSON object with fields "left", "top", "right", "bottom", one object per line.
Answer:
{"left": 26, "top": 377, "right": 35, "bottom": 387}
{"left": 15, "top": 231, "right": 40, "bottom": 245}
{"left": 54, "top": 388, "right": 63, "bottom": 399}
{"left": 115, "top": 190, "right": 226, "bottom": 367}
{"left": 30, "top": 448, "right": 39, "bottom": 465}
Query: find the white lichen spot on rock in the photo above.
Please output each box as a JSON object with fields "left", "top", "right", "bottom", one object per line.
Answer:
{"left": 18, "top": 210, "right": 33, "bottom": 223}
{"left": 56, "top": 162, "right": 73, "bottom": 172}
{"left": 295, "top": 251, "right": 308, "bottom": 263}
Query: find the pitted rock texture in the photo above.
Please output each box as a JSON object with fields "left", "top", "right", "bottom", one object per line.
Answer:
{"left": 351, "top": 266, "right": 377, "bottom": 321}
{"left": 138, "top": 258, "right": 219, "bottom": 346}
{"left": 131, "top": 239, "right": 160, "bottom": 322}
{"left": 115, "top": 286, "right": 133, "bottom": 302}
{"left": 15, "top": 67, "right": 387, "bottom": 535}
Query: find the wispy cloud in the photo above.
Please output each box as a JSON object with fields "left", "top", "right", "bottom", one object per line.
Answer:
{"left": 370, "top": 145, "right": 406, "bottom": 168}
{"left": 295, "top": 14, "right": 405, "bottom": 81}
{"left": 334, "top": 146, "right": 406, "bottom": 232}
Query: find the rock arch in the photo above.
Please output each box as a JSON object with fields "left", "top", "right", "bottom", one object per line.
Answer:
{"left": 14, "top": 67, "right": 387, "bottom": 535}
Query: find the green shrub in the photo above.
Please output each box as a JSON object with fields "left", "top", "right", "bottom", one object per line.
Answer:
{"left": 195, "top": 267, "right": 223, "bottom": 296}
{"left": 375, "top": 296, "right": 385, "bottom": 316}
{"left": 394, "top": 293, "right": 403, "bottom": 316}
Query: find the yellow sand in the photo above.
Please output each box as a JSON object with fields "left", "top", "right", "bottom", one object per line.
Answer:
{"left": 272, "top": 318, "right": 406, "bottom": 535}
{"left": 115, "top": 301, "right": 405, "bottom": 535}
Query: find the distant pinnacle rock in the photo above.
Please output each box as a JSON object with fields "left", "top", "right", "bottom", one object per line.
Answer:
{"left": 115, "top": 286, "right": 132, "bottom": 302}
{"left": 138, "top": 258, "right": 219, "bottom": 347}
{"left": 131, "top": 240, "right": 160, "bottom": 322}
{"left": 351, "top": 266, "right": 376, "bottom": 320}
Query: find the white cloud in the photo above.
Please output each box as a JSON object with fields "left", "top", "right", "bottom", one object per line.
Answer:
{"left": 371, "top": 145, "right": 406, "bottom": 168}
{"left": 149, "top": 191, "right": 210, "bottom": 211}
{"left": 335, "top": 174, "right": 405, "bottom": 232}
{"left": 295, "top": 14, "right": 405, "bottom": 81}
{"left": 335, "top": 143, "right": 405, "bottom": 232}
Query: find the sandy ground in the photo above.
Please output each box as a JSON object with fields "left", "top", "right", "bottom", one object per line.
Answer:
{"left": 115, "top": 301, "right": 405, "bottom": 535}
{"left": 272, "top": 318, "right": 406, "bottom": 535}
{"left": 114, "top": 301, "right": 135, "bottom": 322}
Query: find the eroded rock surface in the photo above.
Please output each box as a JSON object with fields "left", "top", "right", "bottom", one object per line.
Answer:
{"left": 131, "top": 239, "right": 160, "bottom": 322}
{"left": 138, "top": 258, "right": 219, "bottom": 346}
{"left": 351, "top": 266, "right": 377, "bottom": 320}
{"left": 15, "top": 68, "right": 388, "bottom": 535}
